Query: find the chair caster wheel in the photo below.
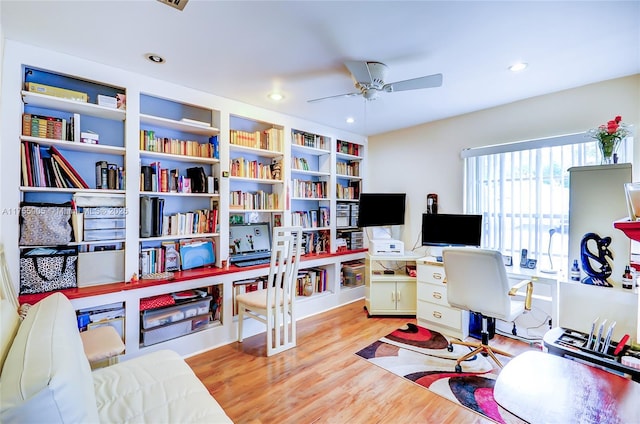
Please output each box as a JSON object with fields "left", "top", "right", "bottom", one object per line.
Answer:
{"left": 455, "top": 364, "right": 462, "bottom": 373}
{"left": 481, "top": 352, "right": 488, "bottom": 357}
{"left": 447, "top": 344, "right": 454, "bottom": 352}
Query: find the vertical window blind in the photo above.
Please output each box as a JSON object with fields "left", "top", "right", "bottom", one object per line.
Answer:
{"left": 463, "top": 133, "right": 633, "bottom": 272}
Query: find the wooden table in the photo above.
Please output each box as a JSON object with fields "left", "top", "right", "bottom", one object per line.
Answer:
{"left": 494, "top": 351, "right": 640, "bottom": 424}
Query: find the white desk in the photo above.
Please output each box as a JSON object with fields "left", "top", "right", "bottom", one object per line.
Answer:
{"left": 416, "top": 256, "right": 558, "bottom": 341}
{"left": 501, "top": 264, "right": 559, "bottom": 339}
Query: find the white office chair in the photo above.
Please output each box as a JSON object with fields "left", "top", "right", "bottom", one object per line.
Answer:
{"left": 237, "top": 226, "right": 303, "bottom": 356}
{"left": 442, "top": 247, "right": 533, "bottom": 371}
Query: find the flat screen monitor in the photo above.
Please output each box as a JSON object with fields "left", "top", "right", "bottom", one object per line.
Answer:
{"left": 357, "top": 193, "right": 406, "bottom": 227}
{"left": 421, "top": 213, "right": 482, "bottom": 247}
{"left": 228, "top": 222, "right": 272, "bottom": 263}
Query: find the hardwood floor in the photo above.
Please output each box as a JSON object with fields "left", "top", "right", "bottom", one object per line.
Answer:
{"left": 186, "top": 300, "right": 538, "bottom": 424}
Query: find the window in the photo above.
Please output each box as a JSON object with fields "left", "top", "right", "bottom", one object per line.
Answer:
{"left": 463, "top": 133, "right": 633, "bottom": 272}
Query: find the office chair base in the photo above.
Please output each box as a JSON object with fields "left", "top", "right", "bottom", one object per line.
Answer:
{"left": 448, "top": 339, "right": 514, "bottom": 371}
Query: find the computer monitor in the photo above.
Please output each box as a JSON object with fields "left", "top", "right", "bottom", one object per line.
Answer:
{"left": 228, "top": 222, "right": 272, "bottom": 264}
{"left": 357, "top": 193, "right": 406, "bottom": 228}
{"left": 421, "top": 213, "right": 482, "bottom": 247}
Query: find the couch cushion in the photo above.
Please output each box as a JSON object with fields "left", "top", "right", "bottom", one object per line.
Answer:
{"left": 0, "top": 292, "right": 99, "bottom": 423}
{"left": 93, "top": 349, "right": 233, "bottom": 423}
{"left": 0, "top": 299, "right": 20, "bottom": 371}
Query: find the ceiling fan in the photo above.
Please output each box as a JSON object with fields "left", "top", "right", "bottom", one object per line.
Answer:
{"left": 308, "top": 60, "right": 443, "bottom": 103}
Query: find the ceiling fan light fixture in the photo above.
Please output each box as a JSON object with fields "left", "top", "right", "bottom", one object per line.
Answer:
{"left": 509, "top": 62, "right": 528, "bottom": 72}
{"left": 145, "top": 53, "right": 165, "bottom": 64}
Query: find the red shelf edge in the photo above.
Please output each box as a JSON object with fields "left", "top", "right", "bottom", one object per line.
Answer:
{"left": 613, "top": 218, "right": 640, "bottom": 243}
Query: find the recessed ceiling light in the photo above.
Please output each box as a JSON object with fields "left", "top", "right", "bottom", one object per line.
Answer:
{"left": 346, "top": 117, "right": 355, "bottom": 124}
{"left": 509, "top": 62, "right": 528, "bottom": 72}
{"left": 145, "top": 53, "right": 165, "bottom": 64}
{"left": 268, "top": 92, "right": 284, "bottom": 101}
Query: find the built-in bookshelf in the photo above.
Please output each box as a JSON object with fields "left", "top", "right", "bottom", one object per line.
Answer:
{"left": 19, "top": 66, "right": 128, "bottom": 284}
{"left": 138, "top": 94, "right": 221, "bottom": 276}
{"left": 335, "top": 139, "right": 364, "bottom": 250}
{"left": 2, "top": 43, "right": 369, "bottom": 360}
{"left": 229, "top": 115, "right": 284, "bottom": 213}
{"left": 290, "top": 129, "right": 332, "bottom": 255}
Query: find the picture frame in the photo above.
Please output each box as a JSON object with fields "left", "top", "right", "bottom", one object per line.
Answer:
{"left": 319, "top": 206, "right": 330, "bottom": 227}
{"left": 272, "top": 213, "right": 282, "bottom": 228}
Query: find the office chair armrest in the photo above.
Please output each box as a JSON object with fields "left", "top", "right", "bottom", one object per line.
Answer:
{"left": 508, "top": 279, "right": 534, "bottom": 311}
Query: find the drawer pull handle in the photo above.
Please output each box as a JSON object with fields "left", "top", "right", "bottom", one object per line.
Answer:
{"left": 432, "top": 311, "right": 442, "bottom": 319}
{"left": 433, "top": 273, "right": 442, "bottom": 280}
{"left": 432, "top": 292, "right": 442, "bottom": 299}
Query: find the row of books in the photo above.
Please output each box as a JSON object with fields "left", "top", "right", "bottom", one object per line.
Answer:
{"left": 20, "top": 141, "right": 89, "bottom": 188}
{"left": 140, "top": 163, "right": 211, "bottom": 194}
{"left": 296, "top": 267, "right": 328, "bottom": 296}
{"left": 336, "top": 182, "right": 360, "bottom": 200}
{"left": 23, "top": 112, "right": 82, "bottom": 143}
{"left": 229, "top": 128, "right": 283, "bottom": 152}
{"left": 302, "top": 230, "right": 330, "bottom": 255}
{"left": 336, "top": 161, "right": 360, "bottom": 177}
{"left": 139, "top": 130, "right": 219, "bottom": 159}
{"left": 337, "top": 140, "right": 361, "bottom": 157}
{"left": 291, "top": 157, "right": 312, "bottom": 171}
{"left": 291, "top": 179, "right": 327, "bottom": 198}
{"left": 23, "top": 113, "right": 67, "bottom": 140}
{"left": 229, "top": 157, "right": 277, "bottom": 180}
{"left": 229, "top": 190, "right": 279, "bottom": 210}
{"left": 95, "top": 161, "right": 125, "bottom": 190}
{"left": 292, "top": 131, "right": 328, "bottom": 150}
{"left": 140, "top": 196, "right": 218, "bottom": 238}
{"left": 291, "top": 207, "right": 330, "bottom": 229}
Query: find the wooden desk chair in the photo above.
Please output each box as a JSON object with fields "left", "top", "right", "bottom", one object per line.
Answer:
{"left": 237, "top": 226, "right": 303, "bottom": 356}
{"left": 442, "top": 247, "right": 534, "bottom": 371}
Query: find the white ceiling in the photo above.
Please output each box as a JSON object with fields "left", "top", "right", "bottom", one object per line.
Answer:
{"left": 2, "top": 1, "right": 639, "bottom": 136}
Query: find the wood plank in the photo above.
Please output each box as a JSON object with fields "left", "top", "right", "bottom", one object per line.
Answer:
{"left": 187, "top": 300, "right": 537, "bottom": 423}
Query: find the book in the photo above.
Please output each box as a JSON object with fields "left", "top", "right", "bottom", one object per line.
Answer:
{"left": 72, "top": 113, "right": 80, "bottom": 142}
{"left": 50, "top": 151, "right": 83, "bottom": 188}
{"left": 49, "top": 145, "right": 89, "bottom": 188}
{"left": 140, "top": 165, "right": 153, "bottom": 192}
{"left": 140, "top": 196, "right": 152, "bottom": 238}
{"left": 25, "top": 82, "right": 88, "bottom": 102}
{"left": 95, "top": 161, "right": 108, "bottom": 189}
{"left": 20, "top": 141, "right": 28, "bottom": 186}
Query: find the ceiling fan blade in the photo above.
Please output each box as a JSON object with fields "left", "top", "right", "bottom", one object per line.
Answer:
{"left": 307, "top": 92, "right": 361, "bottom": 103}
{"left": 344, "top": 61, "right": 373, "bottom": 85}
{"left": 384, "top": 73, "right": 443, "bottom": 92}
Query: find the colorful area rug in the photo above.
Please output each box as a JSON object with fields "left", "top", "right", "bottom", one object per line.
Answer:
{"left": 355, "top": 323, "right": 512, "bottom": 424}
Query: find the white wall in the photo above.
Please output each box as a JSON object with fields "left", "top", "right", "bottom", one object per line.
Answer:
{"left": 368, "top": 75, "right": 640, "bottom": 251}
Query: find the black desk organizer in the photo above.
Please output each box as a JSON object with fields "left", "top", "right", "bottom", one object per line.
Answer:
{"left": 543, "top": 327, "right": 640, "bottom": 382}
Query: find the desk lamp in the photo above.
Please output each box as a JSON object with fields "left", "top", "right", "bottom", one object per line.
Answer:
{"left": 541, "top": 227, "right": 558, "bottom": 274}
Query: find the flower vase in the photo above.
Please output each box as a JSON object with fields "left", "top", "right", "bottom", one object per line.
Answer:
{"left": 598, "top": 140, "right": 619, "bottom": 165}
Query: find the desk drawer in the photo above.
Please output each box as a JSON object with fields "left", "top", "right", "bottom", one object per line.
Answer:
{"left": 417, "top": 264, "right": 445, "bottom": 285}
{"left": 417, "top": 300, "right": 462, "bottom": 329}
{"left": 417, "top": 281, "right": 448, "bottom": 306}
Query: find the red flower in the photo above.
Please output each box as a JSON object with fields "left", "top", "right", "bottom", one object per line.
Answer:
{"left": 607, "top": 120, "right": 619, "bottom": 134}
{"left": 615, "top": 115, "right": 622, "bottom": 123}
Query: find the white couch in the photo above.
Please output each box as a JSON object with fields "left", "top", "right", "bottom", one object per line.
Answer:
{"left": 0, "top": 292, "right": 233, "bottom": 423}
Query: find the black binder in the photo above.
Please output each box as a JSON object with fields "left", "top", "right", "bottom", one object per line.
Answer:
{"left": 186, "top": 166, "right": 207, "bottom": 193}
{"left": 140, "top": 196, "right": 152, "bottom": 238}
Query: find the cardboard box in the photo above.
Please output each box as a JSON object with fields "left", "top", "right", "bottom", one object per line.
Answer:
{"left": 343, "top": 262, "right": 365, "bottom": 286}
{"left": 25, "top": 82, "right": 88, "bottom": 102}
{"left": 77, "top": 250, "right": 125, "bottom": 287}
